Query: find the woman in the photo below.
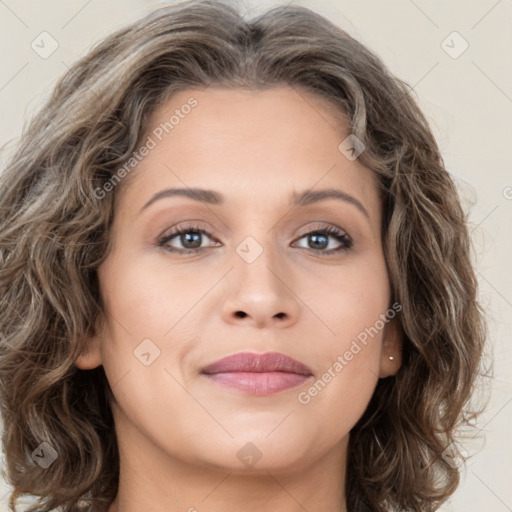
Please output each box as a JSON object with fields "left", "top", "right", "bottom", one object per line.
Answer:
{"left": 0, "top": 1, "right": 487, "bottom": 511}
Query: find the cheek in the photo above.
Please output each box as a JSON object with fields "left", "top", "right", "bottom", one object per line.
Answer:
{"left": 95, "top": 251, "right": 216, "bottom": 396}
{"left": 98, "top": 254, "right": 190, "bottom": 340}
{"left": 296, "top": 305, "right": 384, "bottom": 441}
{"left": 296, "top": 255, "right": 389, "bottom": 410}
{"left": 95, "top": 256, "right": 200, "bottom": 440}
{"left": 310, "top": 254, "right": 391, "bottom": 344}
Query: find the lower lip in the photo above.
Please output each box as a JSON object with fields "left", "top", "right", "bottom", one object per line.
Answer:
{"left": 204, "top": 371, "right": 312, "bottom": 395}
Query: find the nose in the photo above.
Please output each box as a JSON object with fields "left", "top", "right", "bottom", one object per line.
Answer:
{"left": 220, "top": 240, "right": 300, "bottom": 329}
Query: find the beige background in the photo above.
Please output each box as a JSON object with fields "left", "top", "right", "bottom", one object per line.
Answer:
{"left": 1, "top": 0, "right": 511, "bottom": 510}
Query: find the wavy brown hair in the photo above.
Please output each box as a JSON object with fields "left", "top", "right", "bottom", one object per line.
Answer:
{"left": 0, "top": 1, "right": 487, "bottom": 511}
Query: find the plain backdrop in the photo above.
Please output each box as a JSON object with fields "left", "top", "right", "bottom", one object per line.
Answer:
{"left": 0, "top": 1, "right": 511, "bottom": 511}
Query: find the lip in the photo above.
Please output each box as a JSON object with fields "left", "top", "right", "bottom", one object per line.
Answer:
{"left": 201, "top": 351, "right": 314, "bottom": 395}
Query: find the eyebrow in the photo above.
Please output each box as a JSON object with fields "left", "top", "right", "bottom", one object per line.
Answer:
{"left": 140, "top": 187, "right": 369, "bottom": 218}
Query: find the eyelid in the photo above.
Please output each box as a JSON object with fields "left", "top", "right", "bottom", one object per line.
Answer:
{"left": 158, "top": 221, "right": 350, "bottom": 242}
{"left": 295, "top": 222, "right": 349, "bottom": 238}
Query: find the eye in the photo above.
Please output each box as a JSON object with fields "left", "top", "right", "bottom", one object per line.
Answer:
{"left": 293, "top": 224, "right": 353, "bottom": 255}
{"left": 157, "top": 223, "right": 219, "bottom": 253}
{"left": 157, "top": 222, "right": 353, "bottom": 255}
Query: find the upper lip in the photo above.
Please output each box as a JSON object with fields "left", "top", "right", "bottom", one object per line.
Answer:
{"left": 201, "top": 351, "right": 313, "bottom": 376}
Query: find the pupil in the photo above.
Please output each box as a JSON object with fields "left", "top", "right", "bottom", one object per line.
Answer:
{"left": 310, "top": 233, "right": 327, "bottom": 249}
{"left": 182, "top": 232, "right": 201, "bottom": 248}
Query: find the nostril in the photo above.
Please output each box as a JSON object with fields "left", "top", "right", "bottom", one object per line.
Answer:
{"left": 235, "top": 311, "right": 247, "bottom": 318}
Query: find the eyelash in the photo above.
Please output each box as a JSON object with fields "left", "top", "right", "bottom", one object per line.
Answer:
{"left": 157, "top": 222, "right": 353, "bottom": 255}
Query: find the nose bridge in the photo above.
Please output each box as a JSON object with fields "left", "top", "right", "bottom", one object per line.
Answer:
{"left": 220, "top": 220, "right": 299, "bottom": 327}
{"left": 229, "top": 199, "right": 301, "bottom": 289}
{"left": 233, "top": 227, "right": 283, "bottom": 292}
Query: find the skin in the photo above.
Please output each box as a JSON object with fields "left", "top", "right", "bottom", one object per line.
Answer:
{"left": 76, "top": 86, "right": 402, "bottom": 512}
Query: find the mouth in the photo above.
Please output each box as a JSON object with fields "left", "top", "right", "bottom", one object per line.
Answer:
{"left": 200, "top": 351, "right": 314, "bottom": 395}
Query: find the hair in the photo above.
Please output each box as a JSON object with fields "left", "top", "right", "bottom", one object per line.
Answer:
{"left": 0, "top": 1, "right": 488, "bottom": 511}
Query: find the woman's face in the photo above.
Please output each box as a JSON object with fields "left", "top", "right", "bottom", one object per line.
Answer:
{"left": 77, "top": 85, "right": 401, "bottom": 476}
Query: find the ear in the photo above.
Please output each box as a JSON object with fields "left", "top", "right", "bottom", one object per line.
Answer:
{"left": 75, "top": 332, "right": 103, "bottom": 370}
{"left": 378, "top": 316, "right": 403, "bottom": 378}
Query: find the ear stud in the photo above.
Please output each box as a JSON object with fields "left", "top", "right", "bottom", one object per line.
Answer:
{"left": 389, "top": 356, "right": 394, "bottom": 361}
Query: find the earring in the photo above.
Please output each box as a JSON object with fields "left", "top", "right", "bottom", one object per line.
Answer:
{"left": 389, "top": 355, "right": 394, "bottom": 361}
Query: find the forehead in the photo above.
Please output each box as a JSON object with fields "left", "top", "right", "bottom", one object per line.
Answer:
{"left": 119, "top": 86, "right": 381, "bottom": 225}
{"left": 146, "top": 85, "right": 350, "bottom": 159}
